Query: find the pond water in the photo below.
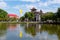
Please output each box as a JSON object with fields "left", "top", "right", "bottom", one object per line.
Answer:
{"left": 0, "top": 23, "right": 60, "bottom": 40}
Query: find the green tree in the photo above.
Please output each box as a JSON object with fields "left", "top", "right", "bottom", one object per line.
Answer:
{"left": 56, "top": 8, "right": 60, "bottom": 21}
{"left": 0, "top": 9, "right": 8, "bottom": 21}
{"left": 19, "top": 16, "right": 25, "bottom": 21}
{"left": 8, "top": 17, "right": 17, "bottom": 21}
{"left": 56, "top": 8, "right": 60, "bottom": 18}
{"left": 24, "top": 12, "right": 34, "bottom": 21}
{"left": 41, "top": 12, "right": 55, "bottom": 21}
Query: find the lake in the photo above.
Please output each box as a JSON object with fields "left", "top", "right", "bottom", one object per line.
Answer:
{"left": 0, "top": 23, "right": 60, "bottom": 40}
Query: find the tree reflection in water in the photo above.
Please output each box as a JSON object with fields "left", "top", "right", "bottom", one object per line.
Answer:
{"left": 0, "top": 23, "right": 60, "bottom": 40}
{"left": 0, "top": 23, "right": 8, "bottom": 36}
{"left": 41, "top": 24, "right": 60, "bottom": 40}
{"left": 25, "top": 23, "right": 60, "bottom": 40}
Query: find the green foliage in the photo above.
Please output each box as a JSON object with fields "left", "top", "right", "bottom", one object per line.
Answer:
{"left": 0, "top": 9, "right": 8, "bottom": 21}
{"left": 8, "top": 17, "right": 17, "bottom": 21}
{"left": 20, "top": 16, "right": 25, "bottom": 21}
{"left": 56, "top": 8, "right": 60, "bottom": 18}
{"left": 24, "top": 12, "right": 34, "bottom": 21}
{"left": 41, "top": 12, "right": 55, "bottom": 21}
{"left": 20, "top": 12, "right": 34, "bottom": 21}
{"left": 56, "top": 8, "right": 60, "bottom": 21}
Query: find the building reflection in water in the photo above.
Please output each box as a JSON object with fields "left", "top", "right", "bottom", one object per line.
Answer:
{"left": 25, "top": 23, "right": 41, "bottom": 37}
{"left": 8, "top": 24, "right": 17, "bottom": 31}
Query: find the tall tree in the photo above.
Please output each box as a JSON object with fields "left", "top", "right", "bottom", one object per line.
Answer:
{"left": 56, "top": 8, "right": 60, "bottom": 21}
{"left": 56, "top": 8, "right": 60, "bottom": 18}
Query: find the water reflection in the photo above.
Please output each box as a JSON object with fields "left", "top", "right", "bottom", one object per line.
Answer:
{"left": 0, "top": 23, "right": 60, "bottom": 40}
{"left": 8, "top": 24, "right": 17, "bottom": 31}
{"left": 0, "top": 23, "right": 8, "bottom": 40}
{"left": 25, "top": 24, "right": 59, "bottom": 40}
{"left": 0, "top": 23, "right": 8, "bottom": 36}
{"left": 41, "top": 24, "right": 60, "bottom": 40}
{"left": 25, "top": 23, "right": 41, "bottom": 37}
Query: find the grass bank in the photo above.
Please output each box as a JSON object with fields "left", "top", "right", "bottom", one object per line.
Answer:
{"left": 0, "top": 22, "right": 39, "bottom": 24}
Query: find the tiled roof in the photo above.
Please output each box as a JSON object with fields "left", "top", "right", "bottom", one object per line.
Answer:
{"left": 8, "top": 14, "right": 19, "bottom": 18}
{"left": 8, "top": 14, "right": 17, "bottom": 16}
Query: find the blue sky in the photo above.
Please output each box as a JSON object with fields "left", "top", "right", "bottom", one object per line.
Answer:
{"left": 0, "top": 0, "right": 60, "bottom": 17}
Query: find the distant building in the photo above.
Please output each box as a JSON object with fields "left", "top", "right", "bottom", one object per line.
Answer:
{"left": 8, "top": 14, "right": 19, "bottom": 22}
{"left": 30, "top": 7, "right": 43, "bottom": 22}
{"left": 8, "top": 14, "right": 19, "bottom": 19}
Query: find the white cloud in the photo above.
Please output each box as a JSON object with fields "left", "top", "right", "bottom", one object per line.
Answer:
{"left": 38, "top": 0, "right": 60, "bottom": 7}
{"left": 13, "top": 5, "right": 20, "bottom": 9}
{"left": 42, "top": 9, "right": 57, "bottom": 13}
{"left": 0, "top": 0, "right": 4, "bottom": 1}
{"left": 0, "top": 0, "right": 17, "bottom": 1}
{"left": 0, "top": 0, "right": 59, "bottom": 15}
{"left": 0, "top": 0, "right": 40, "bottom": 2}
{"left": 26, "top": 5, "right": 37, "bottom": 9}
{"left": 51, "top": 0, "right": 60, "bottom": 4}
{"left": 45, "top": 0, "right": 60, "bottom": 5}
{"left": 13, "top": 4, "right": 57, "bottom": 13}
{"left": 19, "top": 0, "right": 40, "bottom": 2}
{"left": 39, "top": 2, "right": 48, "bottom": 7}
{"left": 0, "top": 1, "right": 7, "bottom": 8}
{"left": 13, "top": 4, "right": 37, "bottom": 10}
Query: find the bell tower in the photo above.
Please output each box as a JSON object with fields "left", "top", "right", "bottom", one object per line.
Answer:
{"left": 30, "top": 7, "right": 37, "bottom": 12}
